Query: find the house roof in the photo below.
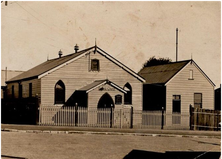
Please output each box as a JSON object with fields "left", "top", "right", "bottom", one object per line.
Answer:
{"left": 6, "top": 46, "right": 94, "bottom": 83}
{"left": 1, "top": 70, "right": 24, "bottom": 86}
{"left": 138, "top": 60, "right": 191, "bottom": 85}
{"left": 6, "top": 45, "right": 145, "bottom": 83}
{"left": 79, "top": 79, "right": 127, "bottom": 94}
{"left": 138, "top": 60, "right": 215, "bottom": 86}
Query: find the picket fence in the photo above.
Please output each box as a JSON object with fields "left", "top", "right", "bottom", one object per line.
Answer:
{"left": 39, "top": 106, "right": 165, "bottom": 129}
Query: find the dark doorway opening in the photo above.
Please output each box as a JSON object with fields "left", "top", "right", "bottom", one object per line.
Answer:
{"left": 97, "top": 93, "right": 114, "bottom": 127}
{"left": 97, "top": 93, "right": 114, "bottom": 108}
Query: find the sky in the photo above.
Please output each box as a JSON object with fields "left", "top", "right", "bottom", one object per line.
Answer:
{"left": 1, "top": 1, "right": 221, "bottom": 88}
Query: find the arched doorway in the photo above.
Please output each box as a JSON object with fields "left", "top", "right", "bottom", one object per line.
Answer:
{"left": 97, "top": 93, "right": 114, "bottom": 128}
{"left": 97, "top": 93, "right": 114, "bottom": 108}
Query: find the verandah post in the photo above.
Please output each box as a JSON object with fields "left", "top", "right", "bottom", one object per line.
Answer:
{"left": 161, "top": 107, "right": 164, "bottom": 129}
{"left": 75, "top": 103, "right": 78, "bottom": 126}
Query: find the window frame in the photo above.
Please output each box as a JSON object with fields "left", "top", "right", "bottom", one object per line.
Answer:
{"left": 188, "top": 70, "right": 194, "bottom": 80}
{"left": 54, "top": 80, "right": 66, "bottom": 105}
{"left": 115, "top": 94, "right": 122, "bottom": 105}
{"left": 172, "top": 95, "right": 181, "bottom": 113}
{"left": 124, "top": 83, "right": 132, "bottom": 105}
{"left": 91, "top": 59, "right": 100, "bottom": 71}
{"left": 29, "top": 83, "right": 32, "bottom": 98}
{"left": 194, "top": 93, "right": 202, "bottom": 108}
{"left": 12, "top": 85, "right": 14, "bottom": 98}
{"left": 19, "top": 84, "right": 22, "bottom": 99}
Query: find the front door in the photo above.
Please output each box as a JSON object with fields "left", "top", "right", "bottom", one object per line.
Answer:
{"left": 97, "top": 93, "right": 114, "bottom": 127}
{"left": 97, "top": 93, "right": 114, "bottom": 108}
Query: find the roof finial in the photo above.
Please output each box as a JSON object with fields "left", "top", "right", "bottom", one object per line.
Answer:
{"left": 47, "top": 54, "right": 49, "bottom": 61}
{"left": 58, "top": 49, "right": 63, "bottom": 58}
{"left": 94, "top": 38, "right": 97, "bottom": 54}
{"left": 191, "top": 53, "right": 193, "bottom": 60}
{"left": 74, "top": 44, "right": 79, "bottom": 53}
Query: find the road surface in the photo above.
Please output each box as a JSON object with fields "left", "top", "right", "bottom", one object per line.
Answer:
{"left": 1, "top": 131, "right": 221, "bottom": 159}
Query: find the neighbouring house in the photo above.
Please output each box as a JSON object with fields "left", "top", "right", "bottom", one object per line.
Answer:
{"left": 215, "top": 86, "right": 221, "bottom": 110}
{"left": 5, "top": 45, "right": 145, "bottom": 127}
{"left": 1, "top": 69, "right": 24, "bottom": 99}
{"left": 138, "top": 60, "right": 215, "bottom": 129}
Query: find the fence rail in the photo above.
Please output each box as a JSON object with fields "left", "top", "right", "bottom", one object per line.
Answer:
{"left": 39, "top": 106, "right": 221, "bottom": 131}
{"left": 191, "top": 107, "right": 221, "bottom": 131}
{"left": 39, "top": 106, "right": 167, "bottom": 129}
{"left": 39, "top": 106, "right": 133, "bottom": 128}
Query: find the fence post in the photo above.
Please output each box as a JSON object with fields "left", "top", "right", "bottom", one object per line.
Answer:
{"left": 38, "top": 104, "right": 41, "bottom": 125}
{"left": 110, "top": 105, "right": 113, "bottom": 128}
{"left": 217, "top": 111, "right": 219, "bottom": 131}
{"left": 189, "top": 105, "right": 192, "bottom": 130}
{"left": 161, "top": 107, "right": 164, "bottom": 129}
{"left": 130, "top": 106, "right": 133, "bottom": 129}
{"left": 75, "top": 103, "right": 78, "bottom": 126}
{"left": 120, "top": 108, "right": 122, "bottom": 129}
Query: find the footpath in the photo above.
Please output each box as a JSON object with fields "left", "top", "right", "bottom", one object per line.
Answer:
{"left": 1, "top": 124, "right": 221, "bottom": 138}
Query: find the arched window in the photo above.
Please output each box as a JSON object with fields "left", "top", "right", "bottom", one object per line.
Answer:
{"left": 124, "top": 83, "right": 132, "bottom": 105}
{"left": 55, "top": 80, "right": 65, "bottom": 104}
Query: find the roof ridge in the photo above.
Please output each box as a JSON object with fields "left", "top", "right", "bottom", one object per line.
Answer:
{"left": 48, "top": 46, "right": 95, "bottom": 61}
{"left": 143, "top": 59, "right": 191, "bottom": 68}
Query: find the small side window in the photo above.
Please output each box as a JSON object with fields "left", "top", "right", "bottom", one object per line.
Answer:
{"left": 172, "top": 95, "right": 181, "bottom": 113}
{"left": 12, "top": 85, "right": 14, "bottom": 98}
{"left": 115, "top": 95, "right": 122, "bottom": 105}
{"left": 29, "top": 83, "right": 32, "bottom": 98}
{"left": 189, "top": 70, "right": 194, "bottom": 80}
{"left": 19, "top": 84, "right": 22, "bottom": 99}
{"left": 194, "top": 93, "right": 202, "bottom": 108}
{"left": 91, "top": 59, "right": 100, "bottom": 71}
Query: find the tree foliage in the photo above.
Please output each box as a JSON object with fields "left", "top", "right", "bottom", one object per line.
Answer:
{"left": 143, "top": 56, "right": 172, "bottom": 67}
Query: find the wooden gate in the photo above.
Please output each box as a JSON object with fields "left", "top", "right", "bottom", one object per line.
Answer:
{"left": 190, "top": 107, "right": 221, "bottom": 131}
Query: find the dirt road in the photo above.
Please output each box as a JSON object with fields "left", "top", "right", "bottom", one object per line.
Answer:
{"left": 1, "top": 131, "right": 221, "bottom": 159}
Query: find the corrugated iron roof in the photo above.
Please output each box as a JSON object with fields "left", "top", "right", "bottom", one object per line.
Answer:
{"left": 138, "top": 60, "right": 190, "bottom": 84}
{"left": 6, "top": 46, "right": 94, "bottom": 83}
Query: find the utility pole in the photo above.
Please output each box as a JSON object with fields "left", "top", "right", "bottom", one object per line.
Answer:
{"left": 176, "top": 28, "right": 178, "bottom": 62}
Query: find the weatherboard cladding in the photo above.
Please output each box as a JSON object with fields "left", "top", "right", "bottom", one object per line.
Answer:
{"left": 138, "top": 60, "right": 190, "bottom": 84}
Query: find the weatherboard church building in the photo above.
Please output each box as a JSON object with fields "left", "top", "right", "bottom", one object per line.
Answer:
{"left": 5, "top": 45, "right": 215, "bottom": 129}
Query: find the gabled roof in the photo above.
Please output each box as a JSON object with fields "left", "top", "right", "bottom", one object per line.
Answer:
{"left": 6, "top": 46, "right": 94, "bottom": 83}
{"left": 138, "top": 60, "right": 215, "bottom": 86}
{"left": 138, "top": 60, "right": 191, "bottom": 85}
{"left": 79, "top": 79, "right": 127, "bottom": 94}
{"left": 6, "top": 45, "right": 145, "bottom": 83}
{"left": 79, "top": 80, "right": 107, "bottom": 92}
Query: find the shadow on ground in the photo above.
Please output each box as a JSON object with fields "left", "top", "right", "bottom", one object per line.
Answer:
{"left": 1, "top": 155, "right": 27, "bottom": 159}
{"left": 123, "top": 150, "right": 220, "bottom": 159}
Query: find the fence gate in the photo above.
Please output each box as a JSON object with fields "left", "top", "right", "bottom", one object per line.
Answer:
{"left": 190, "top": 107, "right": 221, "bottom": 131}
